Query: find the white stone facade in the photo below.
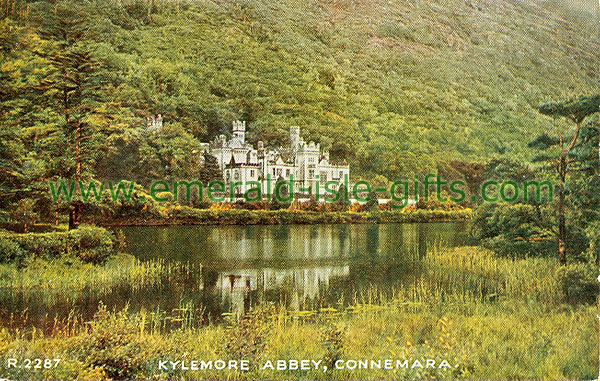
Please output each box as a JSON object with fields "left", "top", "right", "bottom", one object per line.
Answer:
{"left": 206, "top": 121, "right": 350, "bottom": 196}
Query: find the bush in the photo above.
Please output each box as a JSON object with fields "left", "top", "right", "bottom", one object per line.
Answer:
{"left": 224, "top": 303, "right": 275, "bottom": 362}
{"left": 0, "top": 226, "right": 117, "bottom": 264}
{"left": 416, "top": 198, "right": 464, "bottom": 211}
{"left": 72, "top": 305, "right": 149, "bottom": 380}
{"left": 364, "top": 191, "right": 379, "bottom": 211}
{"left": 0, "top": 239, "right": 23, "bottom": 263}
{"left": 556, "top": 262, "right": 598, "bottom": 305}
{"left": 115, "top": 204, "right": 470, "bottom": 225}
{"left": 67, "top": 226, "right": 116, "bottom": 264}
{"left": 473, "top": 202, "right": 558, "bottom": 258}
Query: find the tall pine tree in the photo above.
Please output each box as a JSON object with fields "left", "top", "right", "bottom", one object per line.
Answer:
{"left": 531, "top": 95, "right": 600, "bottom": 264}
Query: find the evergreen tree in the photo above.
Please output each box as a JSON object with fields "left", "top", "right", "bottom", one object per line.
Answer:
{"left": 31, "top": 1, "right": 113, "bottom": 229}
{"left": 199, "top": 153, "right": 221, "bottom": 186}
{"left": 333, "top": 183, "right": 350, "bottom": 211}
{"left": 472, "top": 96, "right": 600, "bottom": 263}
{"left": 568, "top": 113, "right": 600, "bottom": 263}
{"left": 364, "top": 191, "right": 379, "bottom": 211}
{"left": 530, "top": 95, "right": 600, "bottom": 264}
{"left": 270, "top": 176, "right": 290, "bottom": 209}
{"left": 0, "top": 19, "right": 62, "bottom": 223}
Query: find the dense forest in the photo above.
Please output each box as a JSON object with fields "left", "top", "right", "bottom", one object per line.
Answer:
{"left": 1, "top": 0, "right": 598, "bottom": 183}
{"left": 0, "top": 0, "right": 598, "bottom": 260}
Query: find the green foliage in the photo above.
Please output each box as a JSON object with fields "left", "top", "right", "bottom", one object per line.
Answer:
{"left": 1, "top": 0, "right": 598, "bottom": 226}
{"left": 109, "top": 204, "right": 471, "bottom": 225}
{"left": 322, "top": 325, "right": 344, "bottom": 368}
{"left": 198, "top": 153, "right": 222, "bottom": 186}
{"left": 472, "top": 202, "right": 555, "bottom": 258}
{"left": 364, "top": 191, "right": 379, "bottom": 211}
{"left": 269, "top": 176, "right": 291, "bottom": 210}
{"left": 571, "top": 118, "right": 600, "bottom": 228}
{"left": 9, "top": 198, "right": 39, "bottom": 232}
{"left": 437, "top": 160, "right": 486, "bottom": 203}
{"left": 471, "top": 200, "right": 593, "bottom": 259}
{"left": 538, "top": 95, "right": 600, "bottom": 124}
{"left": 555, "top": 262, "right": 598, "bottom": 305}
{"left": 586, "top": 221, "right": 600, "bottom": 261}
{"left": 0, "top": 238, "right": 22, "bottom": 263}
{"left": 482, "top": 158, "right": 536, "bottom": 183}
{"left": 474, "top": 93, "right": 598, "bottom": 262}
{"left": 0, "top": 225, "right": 117, "bottom": 264}
{"left": 2, "top": 0, "right": 598, "bottom": 199}
{"left": 72, "top": 304, "right": 149, "bottom": 380}
{"left": 333, "top": 184, "right": 351, "bottom": 212}
{"left": 416, "top": 198, "right": 465, "bottom": 211}
{"left": 531, "top": 94, "right": 599, "bottom": 263}
{"left": 224, "top": 304, "right": 275, "bottom": 362}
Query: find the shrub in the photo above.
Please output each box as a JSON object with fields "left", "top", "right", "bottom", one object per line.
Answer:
{"left": 416, "top": 198, "right": 463, "bottom": 211}
{"left": 0, "top": 226, "right": 117, "bottom": 264}
{"left": 296, "top": 197, "right": 320, "bottom": 211}
{"left": 473, "top": 202, "right": 560, "bottom": 258}
{"left": 348, "top": 202, "right": 367, "bottom": 212}
{"left": 72, "top": 305, "right": 149, "bottom": 380}
{"left": 9, "top": 198, "right": 40, "bottom": 233}
{"left": 0, "top": 239, "right": 23, "bottom": 263}
{"left": 555, "top": 262, "right": 598, "bottom": 305}
{"left": 322, "top": 325, "right": 345, "bottom": 368}
{"left": 224, "top": 304, "right": 275, "bottom": 362}
{"left": 67, "top": 226, "right": 116, "bottom": 264}
{"left": 364, "top": 191, "right": 379, "bottom": 211}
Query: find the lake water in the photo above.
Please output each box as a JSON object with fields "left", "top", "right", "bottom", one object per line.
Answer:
{"left": 123, "top": 222, "right": 468, "bottom": 318}
{"left": 1, "top": 222, "right": 467, "bottom": 331}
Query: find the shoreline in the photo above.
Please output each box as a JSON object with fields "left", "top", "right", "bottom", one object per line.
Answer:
{"left": 90, "top": 209, "right": 472, "bottom": 228}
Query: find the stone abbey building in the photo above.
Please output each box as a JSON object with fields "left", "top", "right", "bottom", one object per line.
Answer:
{"left": 203, "top": 121, "right": 350, "bottom": 196}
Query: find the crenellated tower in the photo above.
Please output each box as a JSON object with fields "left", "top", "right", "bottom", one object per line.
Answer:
{"left": 232, "top": 120, "right": 246, "bottom": 144}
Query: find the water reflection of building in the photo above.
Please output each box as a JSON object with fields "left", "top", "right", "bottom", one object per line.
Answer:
{"left": 198, "top": 223, "right": 445, "bottom": 265}
{"left": 215, "top": 266, "right": 349, "bottom": 319}
{"left": 191, "top": 223, "right": 463, "bottom": 319}
{"left": 205, "top": 225, "right": 352, "bottom": 262}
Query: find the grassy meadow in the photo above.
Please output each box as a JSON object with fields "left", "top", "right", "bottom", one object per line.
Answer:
{"left": 0, "top": 246, "right": 596, "bottom": 381}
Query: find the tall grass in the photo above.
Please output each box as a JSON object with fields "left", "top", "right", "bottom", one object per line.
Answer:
{"left": 0, "top": 253, "right": 196, "bottom": 294}
{"left": 0, "top": 246, "right": 596, "bottom": 380}
{"left": 0, "top": 298, "right": 594, "bottom": 380}
{"left": 426, "top": 246, "right": 560, "bottom": 305}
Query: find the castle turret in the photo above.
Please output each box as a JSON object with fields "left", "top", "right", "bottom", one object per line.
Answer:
{"left": 290, "top": 126, "right": 300, "bottom": 150}
{"left": 232, "top": 120, "right": 246, "bottom": 144}
{"left": 146, "top": 114, "right": 163, "bottom": 132}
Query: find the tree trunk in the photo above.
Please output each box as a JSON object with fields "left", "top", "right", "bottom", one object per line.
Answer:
{"left": 68, "top": 203, "right": 83, "bottom": 230}
{"left": 557, "top": 156, "right": 567, "bottom": 265}
{"left": 68, "top": 207, "right": 75, "bottom": 230}
{"left": 69, "top": 123, "right": 82, "bottom": 229}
